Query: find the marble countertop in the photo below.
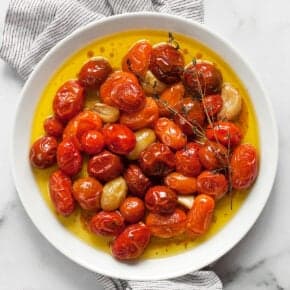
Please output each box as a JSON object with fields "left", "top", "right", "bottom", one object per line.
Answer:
{"left": 0, "top": 0, "right": 289, "bottom": 289}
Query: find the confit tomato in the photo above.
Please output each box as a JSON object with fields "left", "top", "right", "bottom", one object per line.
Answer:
{"left": 100, "top": 71, "right": 145, "bottom": 113}
{"left": 145, "top": 208, "right": 187, "bottom": 238}
{"left": 120, "top": 197, "right": 145, "bottom": 223}
{"left": 29, "top": 136, "right": 57, "bottom": 169}
{"left": 43, "top": 116, "right": 64, "bottom": 137}
{"left": 111, "top": 223, "right": 151, "bottom": 260}
{"left": 164, "top": 172, "right": 197, "bottom": 195}
{"left": 80, "top": 130, "right": 105, "bottom": 155}
{"left": 202, "top": 94, "right": 223, "bottom": 117}
{"left": 231, "top": 144, "right": 258, "bottom": 190}
{"left": 49, "top": 170, "right": 75, "bottom": 216}
{"left": 53, "top": 80, "right": 84, "bottom": 122}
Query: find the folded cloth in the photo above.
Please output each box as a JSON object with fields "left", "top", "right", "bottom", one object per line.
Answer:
{"left": 0, "top": 0, "right": 223, "bottom": 289}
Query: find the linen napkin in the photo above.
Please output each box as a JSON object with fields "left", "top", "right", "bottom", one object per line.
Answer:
{"left": 0, "top": 0, "right": 223, "bottom": 289}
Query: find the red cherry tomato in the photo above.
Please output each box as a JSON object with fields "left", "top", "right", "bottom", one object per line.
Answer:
{"left": 164, "top": 172, "right": 197, "bottom": 195}
{"left": 57, "top": 138, "right": 83, "bottom": 176}
{"left": 43, "top": 116, "right": 64, "bottom": 137}
{"left": 120, "top": 197, "right": 145, "bottom": 223}
{"left": 231, "top": 144, "right": 258, "bottom": 190}
{"left": 111, "top": 223, "right": 151, "bottom": 260}
{"left": 53, "top": 80, "right": 84, "bottom": 122}
{"left": 202, "top": 94, "right": 223, "bottom": 117}
{"left": 49, "top": 170, "right": 75, "bottom": 216}
{"left": 80, "top": 130, "right": 105, "bottom": 155}
{"left": 102, "top": 124, "right": 136, "bottom": 155}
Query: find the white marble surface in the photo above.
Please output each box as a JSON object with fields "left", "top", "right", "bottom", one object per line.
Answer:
{"left": 0, "top": 0, "right": 289, "bottom": 289}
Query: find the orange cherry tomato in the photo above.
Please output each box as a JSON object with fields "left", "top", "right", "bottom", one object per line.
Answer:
{"left": 102, "top": 124, "right": 136, "bottom": 155}
{"left": 145, "top": 185, "right": 177, "bottom": 214}
{"left": 72, "top": 177, "right": 103, "bottom": 211}
{"left": 149, "top": 43, "right": 184, "bottom": 84}
{"left": 231, "top": 144, "right": 258, "bottom": 190}
{"left": 146, "top": 208, "right": 187, "bottom": 238}
{"left": 100, "top": 71, "right": 146, "bottom": 113}
{"left": 202, "top": 94, "right": 223, "bottom": 117}
{"left": 49, "top": 170, "right": 75, "bottom": 216}
{"left": 158, "top": 82, "right": 184, "bottom": 117}
{"left": 120, "top": 197, "right": 145, "bottom": 223}
{"left": 183, "top": 62, "right": 223, "bottom": 97}
{"left": 122, "top": 40, "right": 152, "bottom": 77}
{"left": 87, "top": 150, "right": 123, "bottom": 182}
{"left": 29, "top": 136, "right": 58, "bottom": 169}
{"left": 78, "top": 57, "right": 112, "bottom": 89}
{"left": 206, "top": 121, "right": 242, "bottom": 147}
{"left": 57, "top": 138, "right": 83, "bottom": 176}
{"left": 197, "top": 171, "right": 228, "bottom": 199}
{"left": 120, "top": 97, "right": 159, "bottom": 131}
{"left": 164, "top": 172, "right": 197, "bottom": 195}
{"left": 80, "top": 130, "right": 105, "bottom": 155}
{"left": 175, "top": 143, "right": 202, "bottom": 177}
{"left": 186, "top": 194, "right": 215, "bottom": 236}
{"left": 43, "top": 116, "right": 64, "bottom": 137}
{"left": 198, "top": 141, "right": 228, "bottom": 170}
{"left": 111, "top": 223, "right": 151, "bottom": 260}
{"left": 53, "top": 80, "right": 84, "bottom": 122}
{"left": 90, "top": 211, "right": 125, "bottom": 237}
{"left": 139, "top": 142, "right": 175, "bottom": 176}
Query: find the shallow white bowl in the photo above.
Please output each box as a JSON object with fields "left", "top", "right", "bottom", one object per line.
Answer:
{"left": 11, "top": 12, "right": 278, "bottom": 280}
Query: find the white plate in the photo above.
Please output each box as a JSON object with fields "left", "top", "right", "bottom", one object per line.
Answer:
{"left": 11, "top": 12, "right": 278, "bottom": 280}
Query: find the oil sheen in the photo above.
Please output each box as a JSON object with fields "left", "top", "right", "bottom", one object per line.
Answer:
{"left": 31, "top": 30, "right": 259, "bottom": 259}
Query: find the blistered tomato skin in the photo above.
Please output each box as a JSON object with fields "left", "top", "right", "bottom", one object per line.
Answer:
{"left": 202, "top": 94, "right": 223, "bottom": 117}
{"left": 30, "top": 136, "right": 58, "bottom": 168}
{"left": 90, "top": 211, "right": 125, "bottom": 237}
{"left": 154, "top": 117, "right": 187, "bottom": 150}
{"left": 87, "top": 150, "right": 123, "bottom": 182}
{"left": 206, "top": 121, "right": 242, "bottom": 147}
{"left": 49, "top": 170, "right": 75, "bottom": 216}
{"left": 78, "top": 58, "right": 112, "bottom": 89}
{"left": 53, "top": 80, "right": 84, "bottom": 122}
{"left": 146, "top": 208, "right": 187, "bottom": 238}
{"left": 231, "top": 144, "right": 258, "bottom": 190}
{"left": 149, "top": 43, "right": 184, "bottom": 84}
{"left": 145, "top": 185, "right": 177, "bottom": 214}
{"left": 120, "top": 197, "right": 145, "bottom": 223}
{"left": 43, "top": 116, "right": 64, "bottom": 137}
{"left": 197, "top": 171, "right": 228, "bottom": 200}
{"left": 72, "top": 177, "right": 102, "bottom": 211}
{"left": 123, "top": 164, "right": 151, "bottom": 198}
{"left": 100, "top": 71, "right": 146, "bottom": 113}
{"left": 175, "top": 143, "right": 202, "bottom": 177}
{"left": 139, "top": 142, "right": 175, "bottom": 177}
{"left": 165, "top": 172, "right": 197, "bottom": 195}
{"left": 80, "top": 130, "right": 105, "bottom": 155}
{"left": 111, "top": 223, "right": 151, "bottom": 260}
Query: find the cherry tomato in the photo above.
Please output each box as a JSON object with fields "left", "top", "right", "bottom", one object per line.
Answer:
{"left": 174, "top": 97, "right": 205, "bottom": 136}
{"left": 120, "top": 97, "right": 159, "bottom": 131}
{"left": 30, "top": 136, "right": 58, "bottom": 169}
{"left": 57, "top": 138, "right": 83, "bottom": 176}
{"left": 49, "top": 170, "right": 75, "bottom": 216}
{"left": 183, "top": 62, "right": 223, "bottom": 97}
{"left": 72, "top": 177, "right": 103, "bottom": 211}
{"left": 149, "top": 43, "right": 184, "bottom": 84}
{"left": 145, "top": 208, "right": 187, "bottom": 238}
{"left": 80, "top": 130, "right": 105, "bottom": 155}
{"left": 158, "top": 82, "right": 184, "bottom": 117}
{"left": 123, "top": 164, "right": 152, "bottom": 198}
{"left": 90, "top": 211, "right": 125, "bottom": 237}
{"left": 175, "top": 143, "right": 202, "bottom": 177}
{"left": 122, "top": 40, "right": 152, "bottom": 77}
{"left": 78, "top": 57, "right": 112, "bottom": 89}
{"left": 231, "top": 144, "right": 258, "bottom": 190}
{"left": 197, "top": 171, "right": 228, "bottom": 199}
{"left": 62, "top": 111, "right": 103, "bottom": 149}
{"left": 100, "top": 71, "right": 145, "bottom": 113}
{"left": 120, "top": 197, "right": 145, "bottom": 223}
{"left": 111, "top": 223, "right": 151, "bottom": 260}
{"left": 164, "top": 172, "right": 197, "bottom": 195}
{"left": 145, "top": 185, "right": 177, "bottom": 214}
{"left": 87, "top": 150, "right": 123, "bottom": 182}
{"left": 186, "top": 194, "right": 215, "bottom": 236}
{"left": 139, "top": 142, "right": 175, "bottom": 176}
{"left": 102, "top": 124, "right": 136, "bottom": 155}
{"left": 206, "top": 121, "right": 242, "bottom": 147}
{"left": 198, "top": 141, "right": 228, "bottom": 170}
{"left": 154, "top": 117, "right": 187, "bottom": 150}
{"left": 202, "top": 94, "right": 223, "bottom": 117}
{"left": 43, "top": 116, "right": 64, "bottom": 137}
{"left": 53, "top": 80, "right": 84, "bottom": 122}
